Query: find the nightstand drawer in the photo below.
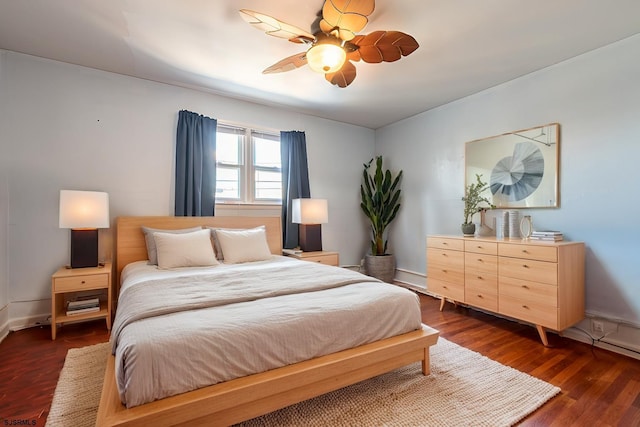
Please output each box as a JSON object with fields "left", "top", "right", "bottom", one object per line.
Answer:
{"left": 54, "top": 274, "right": 109, "bottom": 292}
{"left": 301, "top": 253, "right": 339, "bottom": 266}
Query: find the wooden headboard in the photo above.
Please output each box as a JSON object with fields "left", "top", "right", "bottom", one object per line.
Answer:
{"left": 115, "top": 216, "right": 282, "bottom": 289}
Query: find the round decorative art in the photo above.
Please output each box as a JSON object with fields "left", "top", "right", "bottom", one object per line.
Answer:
{"left": 490, "top": 141, "right": 544, "bottom": 203}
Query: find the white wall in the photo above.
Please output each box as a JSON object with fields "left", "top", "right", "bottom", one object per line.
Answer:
{"left": 0, "top": 51, "right": 374, "bottom": 329}
{"left": 376, "top": 34, "right": 640, "bottom": 346}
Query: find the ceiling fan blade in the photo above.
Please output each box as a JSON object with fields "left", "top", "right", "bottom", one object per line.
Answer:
{"left": 325, "top": 61, "right": 357, "bottom": 88}
{"left": 320, "top": 0, "right": 375, "bottom": 41}
{"left": 351, "top": 31, "right": 419, "bottom": 63}
{"left": 239, "top": 9, "right": 315, "bottom": 43}
{"left": 262, "top": 52, "right": 308, "bottom": 74}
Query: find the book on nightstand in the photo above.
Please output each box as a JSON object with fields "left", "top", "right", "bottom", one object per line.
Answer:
{"left": 66, "top": 305, "right": 100, "bottom": 316}
{"left": 66, "top": 297, "right": 100, "bottom": 315}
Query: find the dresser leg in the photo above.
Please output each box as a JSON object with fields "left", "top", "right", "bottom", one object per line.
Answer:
{"left": 439, "top": 297, "right": 446, "bottom": 311}
{"left": 536, "top": 325, "right": 549, "bottom": 346}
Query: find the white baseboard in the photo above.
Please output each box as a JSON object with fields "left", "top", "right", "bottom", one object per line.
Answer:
{"left": 0, "top": 304, "right": 9, "bottom": 343}
{"left": 7, "top": 299, "right": 51, "bottom": 333}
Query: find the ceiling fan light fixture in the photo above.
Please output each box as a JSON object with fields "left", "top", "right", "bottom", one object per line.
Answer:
{"left": 306, "top": 39, "right": 346, "bottom": 74}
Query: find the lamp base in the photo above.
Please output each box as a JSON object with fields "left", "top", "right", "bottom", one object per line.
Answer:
{"left": 299, "top": 224, "right": 322, "bottom": 252}
{"left": 70, "top": 229, "right": 99, "bottom": 268}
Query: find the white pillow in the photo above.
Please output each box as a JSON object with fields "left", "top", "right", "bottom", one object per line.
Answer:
{"left": 215, "top": 226, "right": 272, "bottom": 264}
{"left": 207, "top": 225, "right": 266, "bottom": 260}
{"left": 142, "top": 226, "right": 202, "bottom": 265}
{"left": 153, "top": 229, "right": 218, "bottom": 269}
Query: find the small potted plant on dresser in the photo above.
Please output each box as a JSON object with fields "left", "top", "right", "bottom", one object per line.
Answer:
{"left": 360, "top": 156, "right": 402, "bottom": 283}
{"left": 462, "top": 174, "right": 494, "bottom": 236}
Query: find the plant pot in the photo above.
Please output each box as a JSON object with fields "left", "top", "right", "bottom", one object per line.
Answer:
{"left": 461, "top": 223, "right": 476, "bottom": 236}
{"left": 364, "top": 254, "right": 396, "bottom": 283}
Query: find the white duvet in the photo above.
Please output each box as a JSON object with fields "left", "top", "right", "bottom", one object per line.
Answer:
{"left": 111, "top": 256, "right": 422, "bottom": 408}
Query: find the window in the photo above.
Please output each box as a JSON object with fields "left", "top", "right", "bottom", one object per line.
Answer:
{"left": 215, "top": 124, "right": 282, "bottom": 204}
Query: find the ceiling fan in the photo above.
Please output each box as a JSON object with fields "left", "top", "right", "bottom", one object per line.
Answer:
{"left": 239, "top": 0, "right": 419, "bottom": 88}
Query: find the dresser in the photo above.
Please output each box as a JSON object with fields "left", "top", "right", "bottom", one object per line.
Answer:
{"left": 427, "top": 236, "right": 585, "bottom": 345}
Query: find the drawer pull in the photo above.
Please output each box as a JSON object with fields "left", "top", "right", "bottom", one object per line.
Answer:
{"left": 442, "top": 242, "right": 448, "bottom": 245}
{"left": 443, "top": 285, "right": 448, "bottom": 289}
{"left": 442, "top": 269, "right": 448, "bottom": 273}
{"left": 477, "top": 245, "right": 482, "bottom": 249}
{"left": 478, "top": 258, "right": 483, "bottom": 262}
{"left": 477, "top": 294, "right": 483, "bottom": 298}
{"left": 477, "top": 276, "right": 483, "bottom": 280}
{"left": 522, "top": 285, "right": 529, "bottom": 289}
{"left": 522, "top": 305, "right": 529, "bottom": 309}
{"left": 522, "top": 264, "right": 529, "bottom": 268}
{"left": 522, "top": 249, "right": 529, "bottom": 253}
{"left": 81, "top": 280, "right": 86, "bottom": 284}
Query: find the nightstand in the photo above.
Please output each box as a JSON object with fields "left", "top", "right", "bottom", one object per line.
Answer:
{"left": 51, "top": 262, "right": 112, "bottom": 340}
{"left": 283, "top": 251, "right": 339, "bottom": 266}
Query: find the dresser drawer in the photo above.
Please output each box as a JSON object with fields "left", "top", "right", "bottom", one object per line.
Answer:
{"left": 499, "top": 243, "right": 557, "bottom": 262}
{"left": 427, "top": 248, "right": 464, "bottom": 285}
{"left": 429, "top": 278, "right": 465, "bottom": 302}
{"left": 427, "top": 237, "right": 464, "bottom": 251}
{"left": 464, "top": 240, "right": 497, "bottom": 255}
{"left": 465, "top": 253, "right": 497, "bottom": 276}
{"left": 53, "top": 273, "right": 109, "bottom": 292}
{"left": 499, "top": 276, "right": 558, "bottom": 328}
{"left": 499, "top": 276, "right": 558, "bottom": 307}
{"left": 466, "top": 281, "right": 498, "bottom": 312}
{"left": 427, "top": 248, "right": 464, "bottom": 270}
{"left": 499, "top": 257, "right": 558, "bottom": 285}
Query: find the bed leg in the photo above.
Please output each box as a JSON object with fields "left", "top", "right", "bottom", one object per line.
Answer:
{"left": 421, "top": 347, "right": 430, "bottom": 375}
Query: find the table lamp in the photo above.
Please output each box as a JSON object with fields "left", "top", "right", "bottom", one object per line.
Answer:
{"left": 59, "top": 190, "right": 109, "bottom": 268}
{"left": 292, "top": 198, "right": 328, "bottom": 252}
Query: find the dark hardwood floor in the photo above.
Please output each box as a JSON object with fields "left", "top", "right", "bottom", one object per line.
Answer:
{"left": 0, "top": 294, "right": 638, "bottom": 426}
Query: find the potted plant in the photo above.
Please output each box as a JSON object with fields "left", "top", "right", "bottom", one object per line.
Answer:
{"left": 462, "top": 173, "right": 494, "bottom": 235}
{"left": 360, "top": 156, "right": 402, "bottom": 282}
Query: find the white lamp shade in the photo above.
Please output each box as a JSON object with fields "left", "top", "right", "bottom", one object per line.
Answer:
{"left": 59, "top": 190, "right": 110, "bottom": 229}
{"left": 306, "top": 43, "right": 346, "bottom": 74}
{"left": 292, "top": 198, "right": 328, "bottom": 224}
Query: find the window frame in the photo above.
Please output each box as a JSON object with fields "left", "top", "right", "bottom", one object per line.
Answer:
{"left": 215, "top": 123, "right": 282, "bottom": 205}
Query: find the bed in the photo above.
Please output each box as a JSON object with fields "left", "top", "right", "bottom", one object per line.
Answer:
{"left": 96, "top": 216, "right": 439, "bottom": 426}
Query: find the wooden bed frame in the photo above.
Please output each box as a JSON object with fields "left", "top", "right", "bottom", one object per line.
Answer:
{"left": 96, "top": 216, "right": 439, "bottom": 427}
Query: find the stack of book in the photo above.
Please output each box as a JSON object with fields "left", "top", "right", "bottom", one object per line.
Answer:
{"left": 530, "top": 230, "right": 564, "bottom": 241}
{"left": 66, "top": 297, "right": 100, "bottom": 316}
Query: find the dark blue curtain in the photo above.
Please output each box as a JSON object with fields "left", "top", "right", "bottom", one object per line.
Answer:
{"left": 175, "top": 110, "right": 217, "bottom": 216}
{"left": 280, "top": 131, "right": 310, "bottom": 249}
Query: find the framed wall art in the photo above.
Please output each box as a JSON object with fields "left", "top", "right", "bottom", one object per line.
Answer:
{"left": 465, "top": 123, "right": 560, "bottom": 208}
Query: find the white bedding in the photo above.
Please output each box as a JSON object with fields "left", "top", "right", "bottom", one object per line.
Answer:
{"left": 111, "top": 256, "right": 422, "bottom": 408}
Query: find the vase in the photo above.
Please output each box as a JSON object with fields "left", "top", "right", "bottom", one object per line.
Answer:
{"left": 461, "top": 223, "right": 476, "bottom": 236}
{"left": 364, "top": 254, "right": 396, "bottom": 283}
{"left": 477, "top": 210, "right": 495, "bottom": 236}
{"left": 520, "top": 215, "right": 533, "bottom": 239}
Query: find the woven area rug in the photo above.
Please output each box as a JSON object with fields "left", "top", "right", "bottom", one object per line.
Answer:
{"left": 46, "top": 338, "right": 560, "bottom": 427}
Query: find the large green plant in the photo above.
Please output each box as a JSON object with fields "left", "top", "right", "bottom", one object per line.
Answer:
{"left": 462, "top": 174, "right": 494, "bottom": 224}
{"left": 360, "top": 156, "right": 403, "bottom": 256}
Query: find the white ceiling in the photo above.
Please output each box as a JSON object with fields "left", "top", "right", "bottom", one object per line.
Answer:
{"left": 1, "top": 0, "right": 639, "bottom": 129}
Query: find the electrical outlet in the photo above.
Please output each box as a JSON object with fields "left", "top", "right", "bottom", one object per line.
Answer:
{"left": 592, "top": 320, "right": 605, "bottom": 333}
